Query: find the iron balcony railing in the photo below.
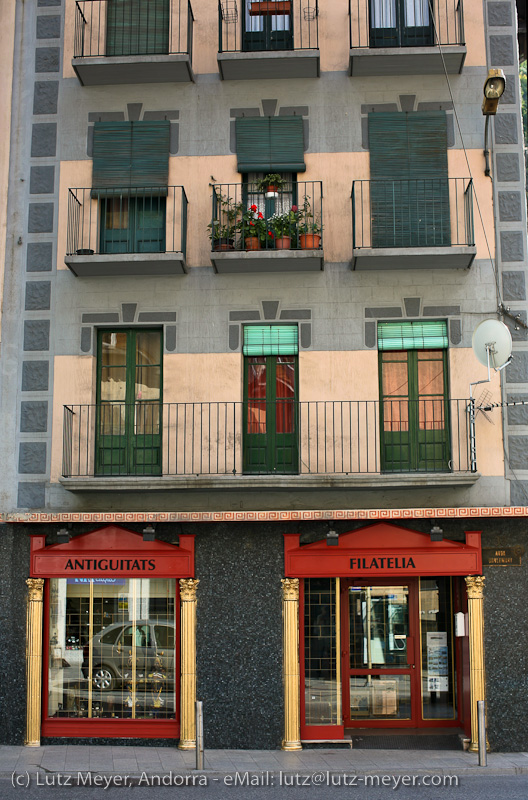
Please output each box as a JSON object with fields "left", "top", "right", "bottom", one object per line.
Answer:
{"left": 73, "top": 0, "right": 194, "bottom": 60}
{"left": 352, "top": 178, "right": 474, "bottom": 250}
{"left": 66, "top": 187, "right": 188, "bottom": 259}
{"left": 219, "top": 0, "right": 318, "bottom": 53}
{"left": 210, "top": 181, "right": 323, "bottom": 251}
{"left": 349, "top": 0, "right": 464, "bottom": 49}
{"left": 62, "top": 399, "right": 472, "bottom": 478}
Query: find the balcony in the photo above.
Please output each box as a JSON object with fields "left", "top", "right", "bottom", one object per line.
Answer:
{"left": 60, "top": 399, "right": 478, "bottom": 491}
{"left": 218, "top": 0, "right": 319, "bottom": 80}
{"left": 349, "top": 0, "right": 466, "bottom": 76}
{"left": 72, "top": 0, "right": 194, "bottom": 86}
{"left": 65, "top": 187, "right": 188, "bottom": 277}
{"left": 351, "top": 178, "right": 476, "bottom": 270}
{"left": 209, "top": 181, "right": 324, "bottom": 273}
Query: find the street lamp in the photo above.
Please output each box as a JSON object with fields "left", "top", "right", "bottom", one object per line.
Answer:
{"left": 482, "top": 68, "right": 506, "bottom": 176}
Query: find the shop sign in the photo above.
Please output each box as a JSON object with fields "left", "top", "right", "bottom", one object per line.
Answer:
{"left": 482, "top": 546, "right": 524, "bottom": 567}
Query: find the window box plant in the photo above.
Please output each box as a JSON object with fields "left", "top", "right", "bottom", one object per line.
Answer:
{"left": 269, "top": 206, "right": 299, "bottom": 249}
{"left": 208, "top": 191, "right": 242, "bottom": 251}
{"left": 255, "top": 173, "right": 288, "bottom": 198}
{"left": 298, "top": 195, "right": 323, "bottom": 249}
{"left": 238, "top": 204, "right": 273, "bottom": 250}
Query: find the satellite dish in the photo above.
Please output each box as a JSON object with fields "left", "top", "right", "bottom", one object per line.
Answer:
{"left": 472, "top": 319, "right": 512, "bottom": 369}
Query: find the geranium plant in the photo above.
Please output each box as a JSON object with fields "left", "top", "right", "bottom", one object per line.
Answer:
{"left": 269, "top": 206, "right": 300, "bottom": 239}
{"left": 238, "top": 204, "right": 272, "bottom": 244}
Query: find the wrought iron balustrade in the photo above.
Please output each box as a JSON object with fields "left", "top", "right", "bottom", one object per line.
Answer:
{"left": 219, "top": 0, "right": 318, "bottom": 53}
{"left": 348, "top": 0, "right": 465, "bottom": 49}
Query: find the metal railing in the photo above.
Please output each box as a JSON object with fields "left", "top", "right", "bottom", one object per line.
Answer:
{"left": 352, "top": 178, "right": 474, "bottom": 250}
{"left": 349, "top": 0, "right": 464, "bottom": 49}
{"left": 66, "top": 187, "right": 188, "bottom": 259}
{"left": 210, "top": 181, "right": 323, "bottom": 251}
{"left": 62, "top": 399, "right": 472, "bottom": 478}
{"left": 74, "top": 0, "right": 194, "bottom": 59}
{"left": 219, "top": 0, "right": 318, "bottom": 53}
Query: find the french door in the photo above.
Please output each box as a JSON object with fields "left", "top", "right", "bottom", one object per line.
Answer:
{"left": 106, "top": 0, "right": 170, "bottom": 57}
{"left": 243, "top": 0, "right": 293, "bottom": 52}
{"left": 243, "top": 355, "right": 298, "bottom": 474}
{"left": 341, "top": 580, "right": 421, "bottom": 727}
{"left": 96, "top": 329, "right": 162, "bottom": 476}
{"left": 369, "top": 0, "right": 434, "bottom": 48}
{"left": 100, "top": 196, "right": 166, "bottom": 255}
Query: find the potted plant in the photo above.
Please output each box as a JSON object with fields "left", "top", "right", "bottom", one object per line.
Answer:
{"left": 269, "top": 206, "right": 299, "bottom": 249}
{"left": 238, "top": 204, "right": 273, "bottom": 250}
{"left": 208, "top": 191, "right": 241, "bottom": 251}
{"left": 298, "top": 195, "right": 323, "bottom": 249}
{"left": 255, "top": 173, "right": 288, "bottom": 198}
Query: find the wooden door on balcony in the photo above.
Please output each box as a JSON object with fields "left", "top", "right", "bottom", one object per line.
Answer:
{"left": 243, "top": 355, "right": 298, "bottom": 474}
{"left": 369, "top": 0, "right": 434, "bottom": 48}
{"left": 368, "top": 112, "right": 450, "bottom": 249}
{"left": 106, "top": 0, "right": 170, "bottom": 56}
{"left": 96, "top": 329, "right": 162, "bottom": 476}
{"left": 100, "top": 196, "right": 166, "bottom": 254}
{"left": 243, "top": 0, "right": 293, "bottom": 52}
{"left": 379, "top": 348, "right": 450, "bottom": 473}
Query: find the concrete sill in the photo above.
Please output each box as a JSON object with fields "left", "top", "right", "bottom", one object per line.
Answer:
{"left": 211, "top": 249, "right": 324, "bottom": 273}
{"left": 218, "top": 49, "right": 320, "bottom": 80}
{"left": 349, "top": 45, "right": 466, "bottom": 76}
{"left": 352, "top": 245, "right": 476, "bottom": 270}
{"left": 59, "top": 472, "right": 480, "bottom": 493}
{"left": 72, "top": 54, "right": 194, "bottom": 86}
{"left": 65, "top": 252, "right": 187, "bottom": 277}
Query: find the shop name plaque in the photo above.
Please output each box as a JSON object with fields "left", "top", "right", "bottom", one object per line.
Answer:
{"left": 482, "top": 547, "right": 524, "bottom": 567}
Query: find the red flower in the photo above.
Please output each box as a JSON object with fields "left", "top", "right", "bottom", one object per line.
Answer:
{"left": 291, "top": 205, "right": 298, "bottom": 212}
{"left": 249, "top": 221, "right": 255, "bottom": 226}
{"left": 258, "top": 212, "right": 263, "bottom": 219}
{"left": 268, "top": 231, "right": 274, "bottom": 237}
{"left": 250, "top": 204, "right": 258, "bottom": 212}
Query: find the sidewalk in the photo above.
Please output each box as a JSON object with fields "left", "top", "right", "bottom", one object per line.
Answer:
{"left": 1, "top": 745, "right": 528, "bottom": 779}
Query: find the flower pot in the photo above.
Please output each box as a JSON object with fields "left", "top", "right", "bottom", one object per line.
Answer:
{"left": 213, "top": 239, "right": 234, "bottom": 252}
{"left": 275, "top": 236, "right": 291, "bottom": 250}
{"left": 76, "top": 248, "right": 94, "bottom": 256}
{"left": 244, "top": 237, "right": 261, "bottom": 251}
{"left": 265, "top": 186, "right": 279, "bottom": 198}
{"left": 299, "top": 233, "right": 321, "bottom": 250}
{"left": 250, "top": 1, "right": 291, "bottom": 16}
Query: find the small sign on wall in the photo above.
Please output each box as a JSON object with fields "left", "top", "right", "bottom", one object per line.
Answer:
{"left": 482, "top": 546, "right": 524, "bottom": 567}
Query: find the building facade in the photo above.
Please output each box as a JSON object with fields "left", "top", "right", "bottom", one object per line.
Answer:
{"left": 0, "top": 0, "right": 527, "bottom": 751}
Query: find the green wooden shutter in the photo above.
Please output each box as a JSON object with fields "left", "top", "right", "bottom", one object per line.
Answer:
{"left": 243, "top": 325, "right": 299, "bottom": 356}
{"left": 377, "top": 321, "right": 449, "bottom": 351}
{"left": 236, "top": 117, "right": 305, "bottom": 173}
{"left": 130, "top": 121, "right": 170, "bottom": 188}
{"left": 106, "top": 0, "right": 169, "bottom": 57}
{"left": 92, "top": 121, "right": 169, "bottom": 193}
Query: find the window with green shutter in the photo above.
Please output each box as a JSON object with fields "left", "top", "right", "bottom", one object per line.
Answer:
{"left": 236, "top": 116, "right": 305, "bottom": 173}
{"left": 368, "top": 111, "right": 450, "bottom": 248}
{"left": 106, "top": 0, "right": 170, "bottom": 57}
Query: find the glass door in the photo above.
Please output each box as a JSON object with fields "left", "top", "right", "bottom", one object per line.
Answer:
{"left": 243, "top": 0, "right": 293, "bottom": 52}
{"left": 369, "top": 0, "right": 433, "bottom": 48}
{"left": 341, "top": 581, "right": 421, "bottom": 726}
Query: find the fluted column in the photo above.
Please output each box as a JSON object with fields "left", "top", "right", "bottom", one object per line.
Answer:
{"left": 178, "top": 578, "right": 199, "bottom": 750}
{"left": 465, "top": 576, "right": 488, "bottom": 752}
{"left": 25, "top": 578, "right": 44, "bottom": 747}
{"left": 282, "top": 578, "right": 302, "bottom": 751}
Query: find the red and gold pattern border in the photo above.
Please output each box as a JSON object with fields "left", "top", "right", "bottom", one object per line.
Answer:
{"left": 2, "top": 507, "right": 528, "bottom": 524}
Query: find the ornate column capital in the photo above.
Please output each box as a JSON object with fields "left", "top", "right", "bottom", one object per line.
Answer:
{"left": 179, "top": 578, "right": 199, "bottom": 601}
{"left": 26, "top": 578, "right": 44, "bottom": 602}
{"left": 465, "top": 575, "right": 485, "bottom": 600}
{"left": 281, "top": 578, "right": 299, "bottom": 601}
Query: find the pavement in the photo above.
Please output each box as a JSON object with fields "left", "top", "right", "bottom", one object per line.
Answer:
{"left": 1, "top": 745, "right": 528, "bottom": 780}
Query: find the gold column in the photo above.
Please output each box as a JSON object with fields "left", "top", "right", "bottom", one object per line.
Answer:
{"left": 178, "top": 578, "right": 199, "bottom": 750}
{"left": 25, "top": 578, "right": 45, "bottom": 747}
{"left": 282, "top": 578, "right": 302, "bottom": 751}
{"left": 465, "top": 575, "right": 488, "bottom": 752}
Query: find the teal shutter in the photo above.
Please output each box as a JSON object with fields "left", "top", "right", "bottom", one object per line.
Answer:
{"left": 106, "top": 0, "right": 169, "bottom": 57}
{"left": 236, "top": 117, "right": 305, "bottom": 173}
{"left": 377, "top": 321, "right": 449, "bottom": 351}
{"left": 92, "top": 121, "right": 169, "bottom": 192}
{"left": 243, "top": 325, "right": 299, "bottom": 356}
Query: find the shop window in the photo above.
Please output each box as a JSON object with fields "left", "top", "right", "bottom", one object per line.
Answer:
{"left": 303, "top": 578, "right": 341, "bottom": 727}
{"left": 48, "top": 578, "right": 176, "bottom": 720}
{"left": 420, "top": 577, "right": 456, "bottom": 720}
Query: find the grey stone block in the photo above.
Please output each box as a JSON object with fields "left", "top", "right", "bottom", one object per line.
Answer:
{"left": 28, "top": 203, "right": 54, "bottom": 233}
{"left": 365, "top": 321, "right": 376, "bottom": 348}
{"left": 38, "top": 0, "right": 61, "bottom": 5}
{"left": 404, "top": 298, "right": 421, "bottom": 317}
{"left": 31, "top": 123, "right": 57, "bottom": 157}
{"left": 127, "top": 103, "right": 142, "bottom": 121}
{"left": 143, "top": 110, "right": 179, "bottom": 120}
{"left": 280, "top": 309, "right": 311, "bottom": 319}
{"left": 27, "top": 242, "right": 52, "bottom": 272}
{"left": 230, "top": 311, "right": 260, "bottom": 321}
{"left": 496, "top": 153, "right": 520, "bottom": 181}
{"left": 30, "top": 166, "right": 54, "bottom": 195}
{"left": 489, "top": 35, "right": 514, "bottom": 65}
{"left": 361, "top": 117, "right": 368, "bottom": 149}
{"left": 501, "top": 75, "right": 516, "bottom": 105}
{"left": 20, "top": 401, "right": 48, "bottom": 433}
{"left": 449, "top": 319, "right": 462, "bottom": 345}
{"left": 507, "top": 395, "right": 528, "bottom": 425}
{"left": 262, "top": 99, "right": 277, "bottom": 116}
{"left": 137, "top": 312, "right": 177, "bottom": 322}
{"left": 423, "top": 305, "right": 460, "bottom": 316}
{"left": 399, "top": 95, "right": 416, "bottom": 112}
{"left": 23, "top": 321, "right": 50, "bottom": 351}
{"left": 510, "top": 481, "right": 528, "bottom": 505}
{"left": 18, "top": 442, "right": 47, "bottom": 474}
{"left": 229, "top": 325, "right": 239, "bottom": 351}
{"left": 230, "top": 107, "right": 261, "bottom": 118}
{"left": 279, "top": 105, "right": 308, "bottom": 117}
{"left": 508, "top": 436, "right": 528, "bottom": 470}
{"left": 365, "top": 307, "right": 402, "bottom": 318}
{"left": 446, "top": 114, "right": 455, "bottom": 147}
{"left": 169, "top": 123, "right": 179, "bottom": 154}
{"left": 262, "top": 301, "right": 279, "bottom": 319}
{"left": 33, "top": 81, "right": 59, "bottom": 115}
{"left": 300, "top": 323, "right": 311, "bottom": 349}
{"left": 165, "top": 326, "right": 177, "bottom": 352}
{"left": 487, "top": 2, "right": 512, "bottom": 26}
{"left": 506, "top": 351, "right": 528, "bottom": 383}
{"left": 503, "top": 271, "right": 526, "bottom": 301}
{"left": 417, "top": 102, "right": 453, "bottom": 111}
{"left": 499, "top": 191, "right": 522, "bottom": 221}
{"left": 80, "top": 327, "right": 92, "bottom": 353}
{"left": 88, "top": 111, "right": 126, "bottom": 122}
{"left": 22, "top": 361, "right": 49, "bottom": 391}
{"left": 494, "top": 114, "right": 518, "bottom": 144}
{"left": 17, "top": 482, "right": 46, "bottom": 509}
{"left": 122, "top": 303, "right": 137, "bottom": 322}
{"left": 25, "top": 281, "right": 51, "bottom": 311}
{"left": 501, "top": 231, "right": 524, "bottom": 262}
{"left": 37, "top": 15, "right": 61, "bottom": 38}
{"left": 81, "top": 313, "right": 119, "bottom": 323}
{"left": 361, "top": 104, "right": 399, "bottom": 114}
{"left": 35, "top": 47, "right": 60, "bottom": 72}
